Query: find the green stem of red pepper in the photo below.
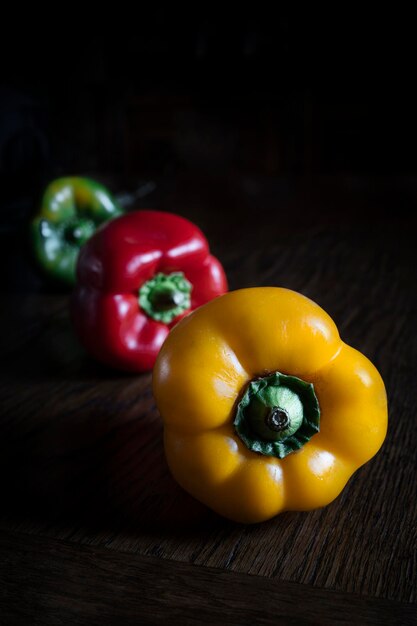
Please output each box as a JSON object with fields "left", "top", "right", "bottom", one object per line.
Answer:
{"left": 139, "top": 272, "right": 192, "bottom": 324}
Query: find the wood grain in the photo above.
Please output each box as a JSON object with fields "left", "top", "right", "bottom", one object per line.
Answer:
{"left": 0, "top": 217, "right": 416, "bottom": 621}
{"left": 1, "top": 530, "right": 415, "bottom": 626}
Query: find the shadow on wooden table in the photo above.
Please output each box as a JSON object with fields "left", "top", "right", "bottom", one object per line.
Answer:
{"left": 0, "top": 300, "right": 217, "bottom": 535}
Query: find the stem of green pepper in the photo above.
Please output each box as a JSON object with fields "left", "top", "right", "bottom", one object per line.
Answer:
{"left": 63, "top": 219, "right": 96, "bottom": 246}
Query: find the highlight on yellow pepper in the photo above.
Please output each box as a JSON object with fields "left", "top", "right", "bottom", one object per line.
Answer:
{"left": 153, "top": 288, "right": 388, "bottom": 524}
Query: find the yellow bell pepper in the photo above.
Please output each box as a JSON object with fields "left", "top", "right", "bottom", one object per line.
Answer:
{"left": 153, "top": 288, "right": 388, "bottom": 523}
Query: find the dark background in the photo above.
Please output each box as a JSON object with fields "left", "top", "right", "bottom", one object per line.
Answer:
{"left": 1, "top": 13, "right": 417, "bottom": 623}
{"left": 1, "top": 10, "right": 416, "bottom": 290}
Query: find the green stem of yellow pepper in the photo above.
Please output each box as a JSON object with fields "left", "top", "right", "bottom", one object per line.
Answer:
{"left": 234, "top": 371, "right": 320, "bottom": 459}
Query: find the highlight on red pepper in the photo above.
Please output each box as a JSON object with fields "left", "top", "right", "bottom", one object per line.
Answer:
{"left": 71, "top": 210, "right": 228, "bottom": 372}
{"left": 31, "top": 177, "right": 123, "bottom": 285}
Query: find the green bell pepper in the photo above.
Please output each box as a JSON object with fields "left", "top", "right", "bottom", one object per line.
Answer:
{"left": 31, "top": 177, "right": 123, "bottom": 285}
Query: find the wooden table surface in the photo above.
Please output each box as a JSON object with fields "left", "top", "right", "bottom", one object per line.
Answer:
{"left": 1, "top": 190, "right": 416, "bottom": 624}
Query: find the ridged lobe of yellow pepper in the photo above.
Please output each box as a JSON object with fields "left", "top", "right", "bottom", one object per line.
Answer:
{"left": 154, "top": 288, "right": 388, "bottom": 523}
{"left": 164, "top": 424, "right": 285, "bottom": 523}
{"left": 155, "top": 322, "right": 249, "bottom": 433}
{"left": 310, "top": 344, "right": 388, "bottom": 465}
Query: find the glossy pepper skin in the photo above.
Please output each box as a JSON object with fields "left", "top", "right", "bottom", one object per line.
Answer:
{"left": 32, "top": 177, "right": 122, "bottom": 285}
{"left": 71, "top": 210, "right": 227, "bottom": 372}
{"left": 153, "top": 288, "right": 388, "bottom": 524}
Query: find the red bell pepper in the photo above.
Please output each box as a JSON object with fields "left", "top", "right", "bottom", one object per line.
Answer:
{"left": 71, "top": 210, "right": 228, "bottom": 372}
